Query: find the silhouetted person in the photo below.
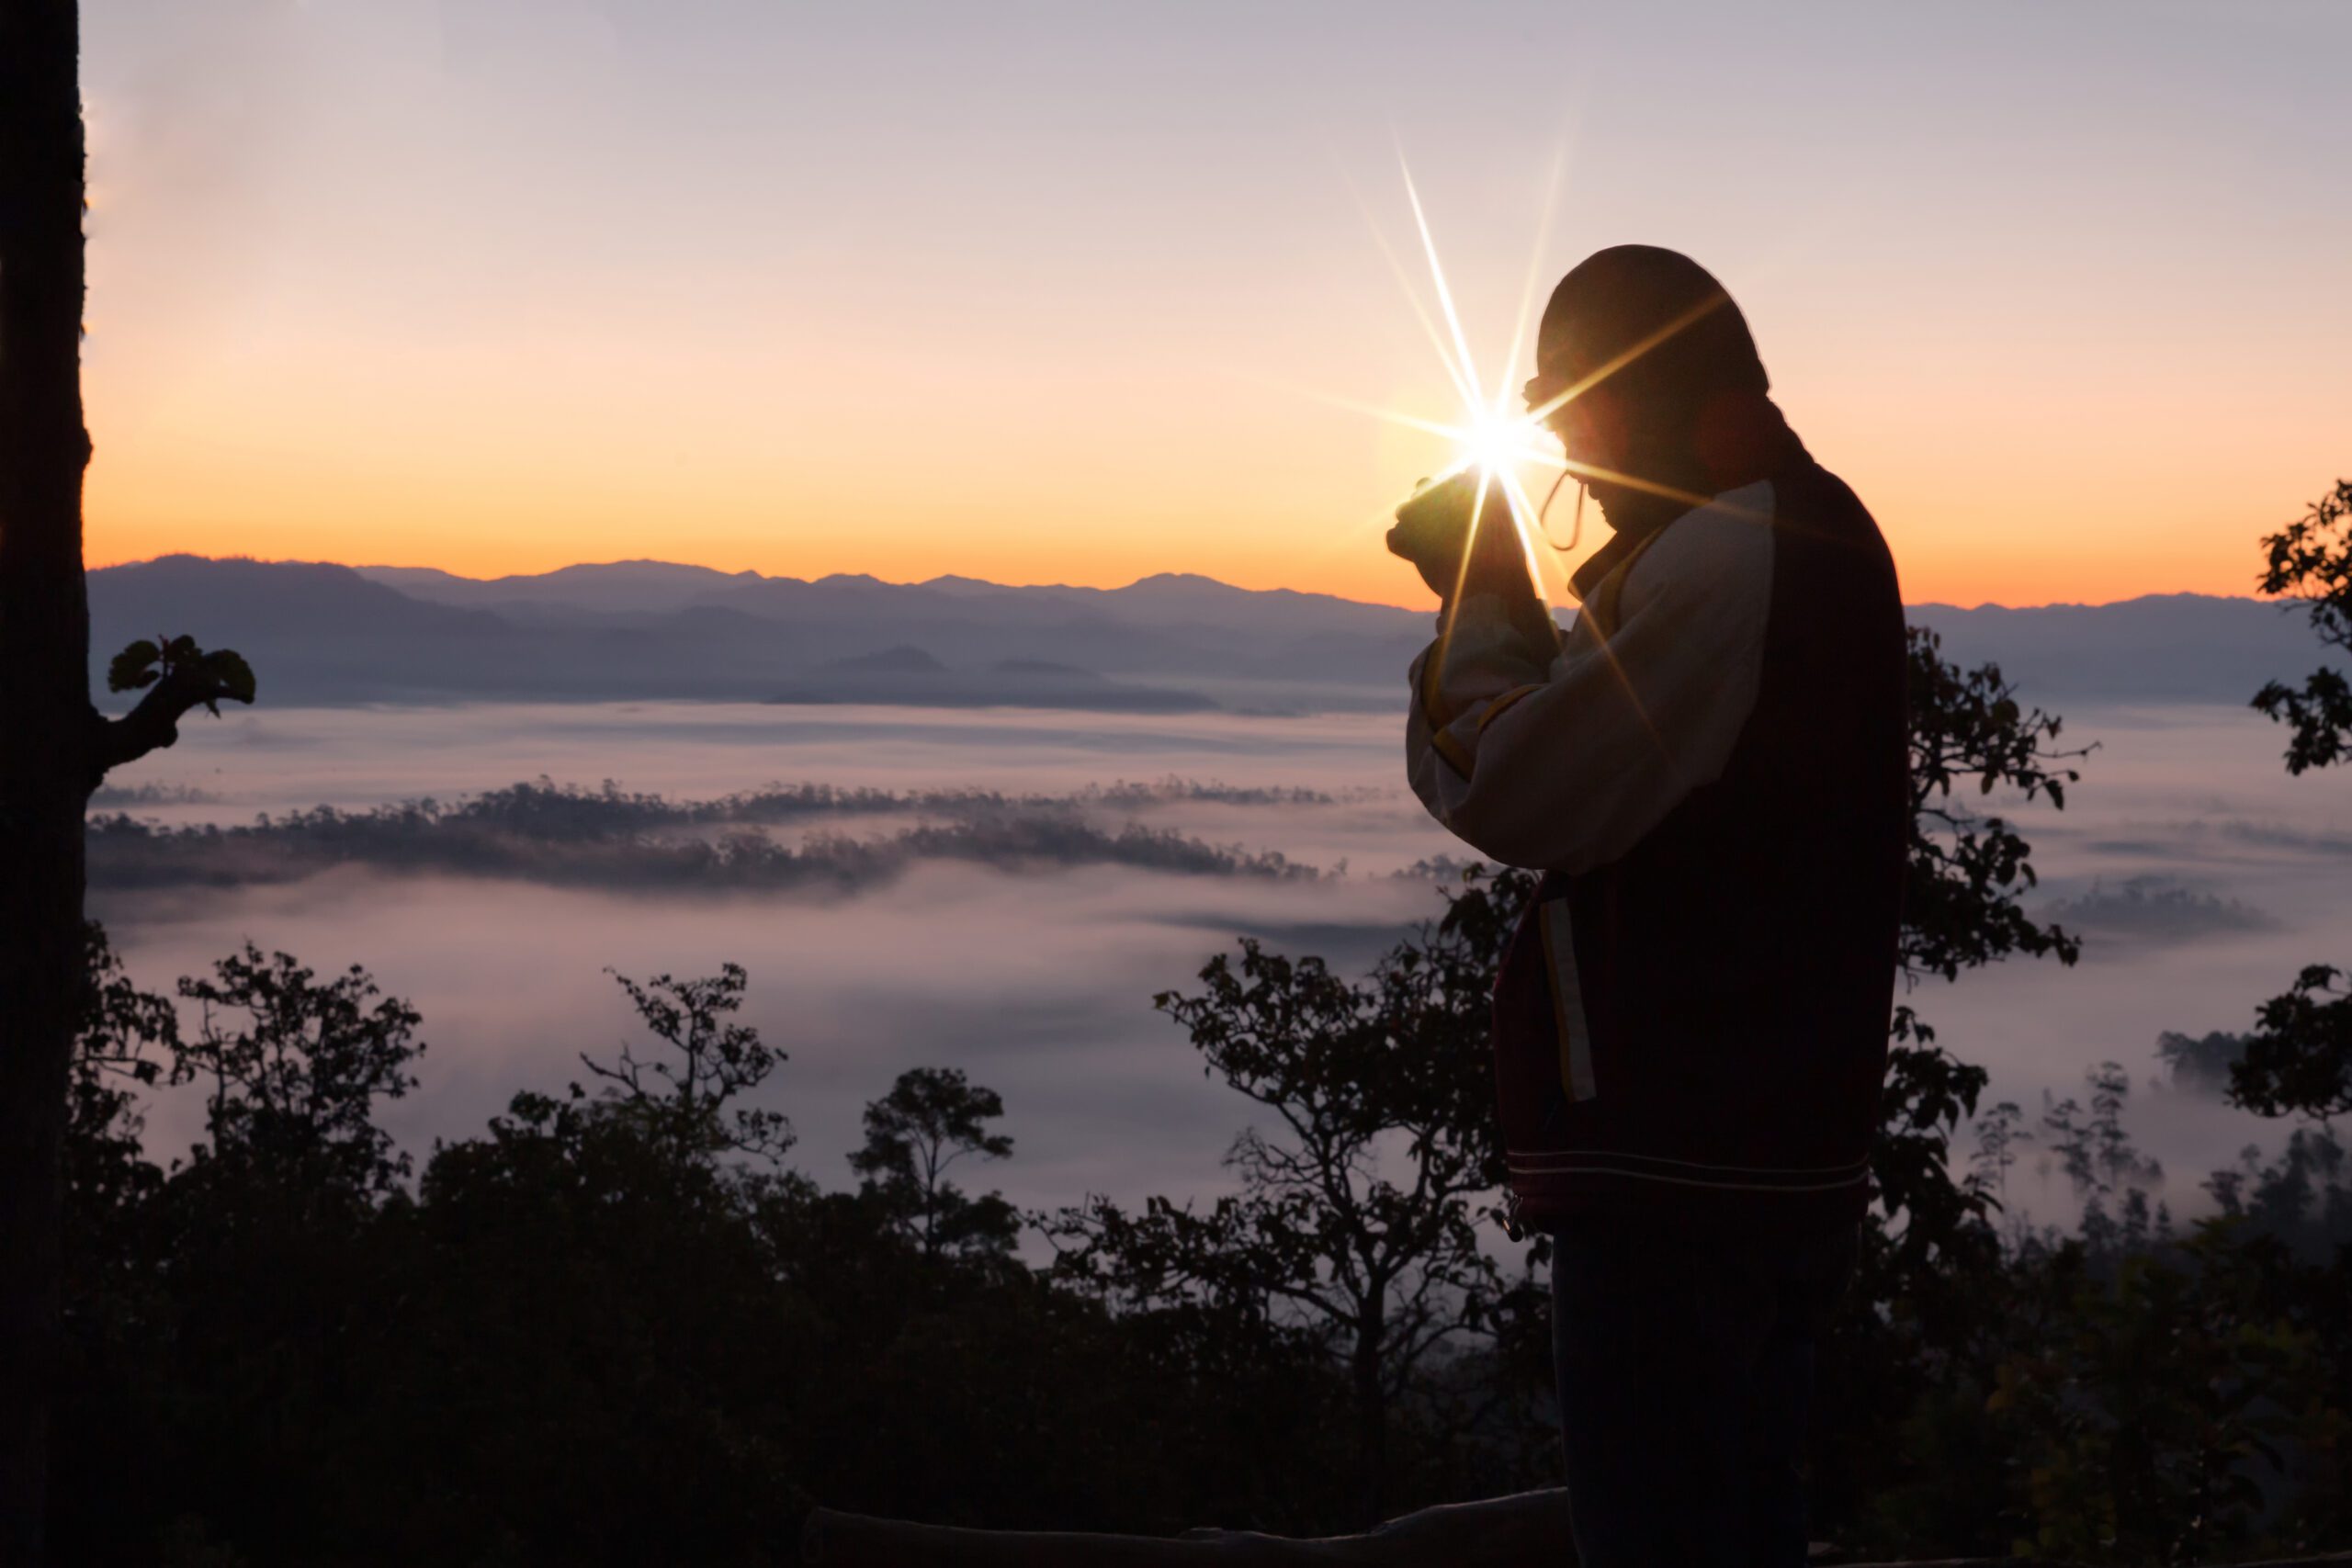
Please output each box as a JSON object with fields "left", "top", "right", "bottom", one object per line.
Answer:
{"left": 1389, "top": 246, "right": 1905, "bottom": 1566}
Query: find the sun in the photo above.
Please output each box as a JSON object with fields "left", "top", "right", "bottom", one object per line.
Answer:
{"left": 1457, "top": 405, "right": 1549, "bottom": 481}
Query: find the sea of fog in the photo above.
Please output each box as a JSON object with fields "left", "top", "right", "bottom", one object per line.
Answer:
{"left": 87, "top": 697, "right": 2352, "bottom": 1238}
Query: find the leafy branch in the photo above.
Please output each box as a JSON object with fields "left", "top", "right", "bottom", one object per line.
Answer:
{"left": 2238, "top": 479, "right": 2352, "bottom": 1120}
{"left": 2252, "top": 477, "right": 2352, "bottom": 774}
{"left": 88, "top": 632, "right": 256, "bottom": 787}
{"left": 2231, "top": 964, "right": 2352, "bottom": 1120}
{"left": 1901, "top": 626, "right": 2089, "bottom": 984}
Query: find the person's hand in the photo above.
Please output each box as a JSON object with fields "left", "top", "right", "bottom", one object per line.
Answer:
{"left": 1386, "top": 470, "right": 1532, "bottom": 603}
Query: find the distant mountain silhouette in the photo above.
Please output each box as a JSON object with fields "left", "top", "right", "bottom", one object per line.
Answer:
{"left": 1905, "top": 592, "right": 2340, "bottom": 705}
{"left": 359, "top": 559, "right": 762, "bottom": 616}
{"left": 85, "top": 556, "right": 2342, "bottom": 712}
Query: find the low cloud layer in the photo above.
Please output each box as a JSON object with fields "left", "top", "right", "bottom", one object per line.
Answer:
{"left": 2044, "top": 874, "right": 2275, "bottom": 944}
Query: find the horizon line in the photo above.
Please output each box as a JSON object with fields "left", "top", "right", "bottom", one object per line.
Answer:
{"left": 89, "top": 548, "right": 2280, "bottom": 618}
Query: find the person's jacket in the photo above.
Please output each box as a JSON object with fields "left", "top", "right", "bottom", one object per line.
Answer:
{"left": 1406, "top": 453, "right": 1907, "bottom": 1235}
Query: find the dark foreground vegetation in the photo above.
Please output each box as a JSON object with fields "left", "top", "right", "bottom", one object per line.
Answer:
{"left": 53, "top": 902, "right": 2352, "bottom": 1567}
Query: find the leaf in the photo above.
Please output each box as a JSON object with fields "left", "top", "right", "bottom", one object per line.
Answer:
{"left": 201, "top": 649, "right": 257, "bottom": 707}
{"left": 107, "top": 638, "right": 161, "bottom": 693}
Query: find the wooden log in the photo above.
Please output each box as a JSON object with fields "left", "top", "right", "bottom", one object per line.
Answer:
{"left": 800, "top": 1489, "right": 1576, "bottom": 1565}
{"left": 800, "top": 1494, "right": 2352, "bottom": 1568}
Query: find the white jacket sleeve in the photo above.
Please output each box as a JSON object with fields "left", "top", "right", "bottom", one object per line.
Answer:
{"left": 1405, "top": 482, "right": 1776, "bottom": 874}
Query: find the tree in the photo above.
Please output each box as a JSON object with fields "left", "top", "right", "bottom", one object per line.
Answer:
{"left": 173, "top": 943, "right": 425, "bottom": 1199}
{"left": 2253, "top": 477, "right": 2352, "bottom": 775}
{"left": 49, "top": 947, "right": 427, "bottom": 1562}
{"left": 58, "top": 920, "right": 173, "bottom": 1450}
{"left": 2235, "top": 479, "right": 2352, "bottom": 1121}
{"left": 1811, "top": 630, "right": 2088, "bottom": 1534}
{"left": 1968, "top": 1100, "right": 2024, "bottom": 1213}
{"left": 0, "top": 6, "right": 253, "bottom": 1547}
{"left": 1985, "top": 1226, "right": 2324, "bottom": 1567}
{"left": 2154, "top": 1027, "right": 2249, "bottom": 1097}
{"left": 63, "top": 922, "right": 174, "bottom": 1236}
{"left": 2232, "top": 964, "right": 2352, "bottom": 1121}
{"left": 51, "top": 924, "right": 179, "bottom": 1562}
{"left": 582, "top": 963, "right": 793, "bottom": 1166}
{"left": 1044, "top": 868, "right": 1539, "bottom": 1525}
{"left": 2037, "top": 1064, "right": 2165, "bottom": 1257}
{"left": 850, "top": 1066, "right": 1017, "bottom": 1260}
{"left": 1868, "top": 629, "right": 2086, "bottom": 1287}
{"left": 2037, "top": 1065, "right": 2163, "bottom": 1201}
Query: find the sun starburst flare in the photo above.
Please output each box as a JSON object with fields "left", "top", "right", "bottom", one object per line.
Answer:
{"left": 1308, "top": 150, "right": 1732, "bottom": 627}
{"left": 1332, "top": 150, "right": 1587, "bottom": 613}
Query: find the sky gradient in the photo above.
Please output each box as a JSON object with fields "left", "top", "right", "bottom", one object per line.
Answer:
{"left": 80, "top": 0, "right": 2352, "bottom": 610}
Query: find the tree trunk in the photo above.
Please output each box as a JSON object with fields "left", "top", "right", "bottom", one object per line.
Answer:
{"left": 0, "top": 0, "right": 93, "bottom": 1558}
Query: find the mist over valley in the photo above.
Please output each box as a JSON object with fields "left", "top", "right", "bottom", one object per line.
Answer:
{"left": 85, "top": 683, "right": 2352, "bottom": 1240}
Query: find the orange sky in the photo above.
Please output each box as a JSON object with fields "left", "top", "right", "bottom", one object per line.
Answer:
{"left": 78, "top": 2, "right": 2352, "bottom": 611}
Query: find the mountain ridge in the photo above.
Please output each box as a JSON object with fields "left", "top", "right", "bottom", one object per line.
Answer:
{"left": 86, "top": 555, "right": 2340, "bottom": 713}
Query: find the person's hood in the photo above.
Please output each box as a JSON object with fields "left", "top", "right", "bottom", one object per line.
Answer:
{"left": 1536, "top": 245, "right": 1805, "bottom": 547}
